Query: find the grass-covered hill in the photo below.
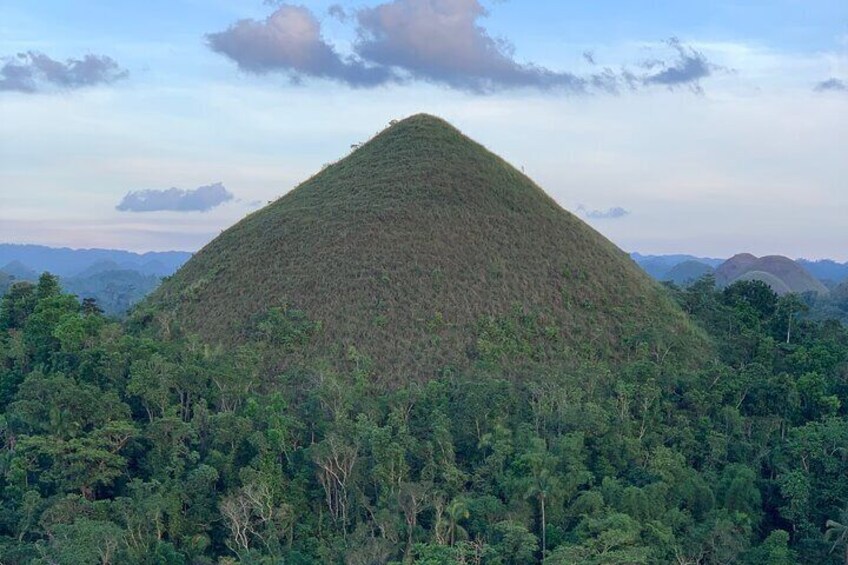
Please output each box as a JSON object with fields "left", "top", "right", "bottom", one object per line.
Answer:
{"left": 716, "top": 253, "right": 828, "bottom": 295}
{"left": 149, "top": 114, "right": 706, "bottom": 380}
{"left": 735, "top": 270, "right": 792, "bottom": 295}
{"left": 663, "top": 260, "right": 715, "bottom": 286}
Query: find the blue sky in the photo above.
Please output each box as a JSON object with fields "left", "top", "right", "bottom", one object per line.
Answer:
{"left": 1, "top": 1, "right": 846, "bottom": 258}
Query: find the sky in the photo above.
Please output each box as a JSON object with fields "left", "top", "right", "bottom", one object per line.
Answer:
{"left": 1, "top": 0, "right": 846, "bottom": 260}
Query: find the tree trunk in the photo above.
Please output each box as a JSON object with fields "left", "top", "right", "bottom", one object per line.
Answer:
{"left": 541, "top": 495, "right": 546, "bottom": 563}
{"left": 786, "top": 314, "right": 792, "bottom": 344}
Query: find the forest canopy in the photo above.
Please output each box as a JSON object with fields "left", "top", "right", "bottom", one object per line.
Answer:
{"left": 1, "top": 273, "right": 847, "bottom": 563}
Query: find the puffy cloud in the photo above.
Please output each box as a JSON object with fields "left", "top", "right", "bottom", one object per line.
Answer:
{"left": 354, "top": 0, "right": 587, "bottom": 93}
{"left": 206, "top": 4, "right": 394, "bottom": 87}
{"left": 0, "top": 51, "right": 127, "bottom": 93}
{"left": 116, "top": 182, "right": 234, "bottom": 213}
{"left": 641, "top": 38, "right": 713, "bottom": 92}
{"left": 207, "top": 3, "right": 715, "bottom": 95}
{"left": 577, "top": 206, "right": 630, "bottom": 220}
{"left": 814, "top": 77, "right": 847, "bottom": 92}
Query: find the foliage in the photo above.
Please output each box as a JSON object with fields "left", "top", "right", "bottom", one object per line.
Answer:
{"left": 1, "top": 272, "right": 848, "bottom": 563}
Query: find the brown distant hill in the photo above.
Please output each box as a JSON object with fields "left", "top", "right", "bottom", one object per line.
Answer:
{"left": 716, "top": 253, "right": 828, "bottom": 295}
{"left": 147, "top": 114, "right": 707, "bottom": 381}
{"left": 714, "top": 253, "right": 758, "bottom": 286}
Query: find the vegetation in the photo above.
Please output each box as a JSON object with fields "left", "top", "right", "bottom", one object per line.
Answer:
{"left": 2, "top": 262, "right": 167, "bottom": 319}
{"left": 1, "top": 116, "right": 844, "bottom": 563}
{"left": 0, "top": 272, "right": 847, "bottom": 563}
{"left": 61, "top": 269, "right": 162, "bottom": 317}
{"left": 806, "top": 281, "right": 848, "bottom": 326}
{"left": 151, "top": 114, "right": 706, "bottom": 381}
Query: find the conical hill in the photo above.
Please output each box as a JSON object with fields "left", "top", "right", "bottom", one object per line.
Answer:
{"left": 149, "top": 114, "right": 706, "bottom": 380}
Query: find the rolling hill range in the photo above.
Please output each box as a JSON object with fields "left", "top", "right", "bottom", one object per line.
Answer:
{"left": 0, "top": 245, "right": 192, "bottom": 317}
{"left": 630, "top": 253, "right": 724, "bottom": 280}
{"left": 797, "top": 258, "right": 848, "bottom": 284}
{"left": 715, "top": 253, "right": 829, "bottom": 295}
{"left": 149, "top": 114, "right": 707, "bottom": 381}
{"left": 0, "top": 244, "right": 191, "bottom": 278}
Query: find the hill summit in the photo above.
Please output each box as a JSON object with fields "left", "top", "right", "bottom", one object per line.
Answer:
{"left": 149, "top": 114, "right": 705, "bottom": 380}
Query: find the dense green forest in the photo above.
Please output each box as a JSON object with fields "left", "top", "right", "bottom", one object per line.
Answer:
{"left": 1, "top": 273, "right": 848, "bottom": 563}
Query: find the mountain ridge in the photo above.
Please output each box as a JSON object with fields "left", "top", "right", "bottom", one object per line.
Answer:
{"left": 0, "top": 243, "right": 191, "bottom": 278}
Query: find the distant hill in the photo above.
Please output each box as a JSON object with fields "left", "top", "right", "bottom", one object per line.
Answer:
{"left": 714, "top": 253, "right": 759, "bottom": 286}
{"left": 0, "top": 244, "right": 191, "bottom": 278}
{"left": 0, "top": 244, "right": 192, "bottom": 317}
{"left": 715, "top": 253, "right": 828, "bottom": 295}
{"left": 635, "top": 252, "right": 846, "bottom": 289}
{"left": 835, "top": 281, "right": 848, "bottom": 302}
{"left": 735, "top": 270, "right": 792, "bottom": 295}
{"left": 1, "top": 260, "right": 38, "bottom": 282}
{"left": 62, "top": 269, "right": 162, "bottom": 317}
{"left": 0, "top": 272, "right": 12, "bottom": 295}
{"left": 796, "top": 259, "right": 848, "bottom": 284}
{"left": 73, "top": 259, "right": 126, "bottom": 278}
{"left": 630, "top": 253, "right": 723, "bottom": 280}
{"left": 149, "top": 114, "right": 708, "bottom": 382}
{"left": 806, "top": 280, "right": 848, "bottom": 324}
{"left": 663, "top": 260, "right": 715, "bottom": 286}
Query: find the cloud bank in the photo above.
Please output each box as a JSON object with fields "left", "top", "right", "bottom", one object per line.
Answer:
{"left": 208, "top": 1, "right": 713, "bottom": 95}
{"left": 0, "top": 51, "right": 127, "bottom": 93}
{"left": 116, "top": 183, "right": 234, "bottom": 213}
{"left": 577, "top": 206, "right": 630, "bottom": 220}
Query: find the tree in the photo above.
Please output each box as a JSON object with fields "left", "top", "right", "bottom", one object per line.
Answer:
{"left": 312, "top": 433, "right": 358, "bottom": 534}
{"left": 36, "top": 518, "right": 124, "bottom": 565}
{"left": 550, "top": 512, "right": 649, "bottom": 565}
{"left": 745, "top": 530, "right": 796, "bottom": 565}
{"left": 775, "top": 294, "right": 808, "bottom": 345}
{"left": 398, "top": 481, "right": 432, "bottom": 559}
{"left": 826, "top": 506, "right": 848, "bottom": 565}
{"left": 444, "top": 497, "right": 469, "bottom": 546}
{"left": 81, "top": 297, "right": 104, "bottom": 316}
{"left": 490, "top": 521, "right": 538, "bottom": 565}
{"left": 0, "top": 281, "right": 37, "bottom": 330}
{"left": 520, "top": 437, "right": 561, "bottom": 561}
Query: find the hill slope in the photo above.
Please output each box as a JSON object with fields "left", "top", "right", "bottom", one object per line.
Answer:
{"left": 715, "top": 253, "right": 759, "bottom": 286}
{"left": 63, "top": 269, "right": 162, "bottom": 317}
{"left": 663, "top": 260, "right": 715, "bottom": 286}
{"left": 150, "top": 114, "right": 706, "bottom": 380}
{"left": 1, "top": 260, "right": 38, "bottom": 282}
